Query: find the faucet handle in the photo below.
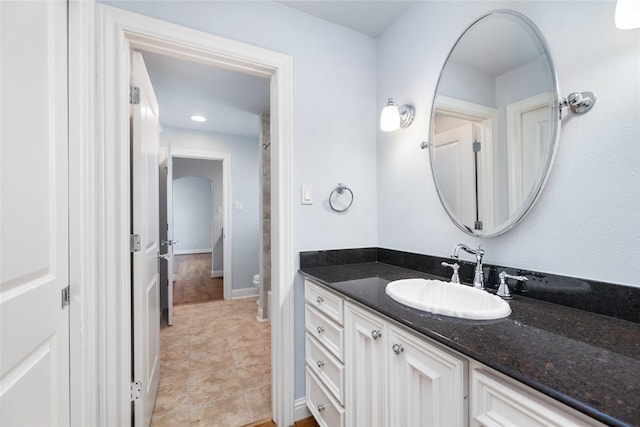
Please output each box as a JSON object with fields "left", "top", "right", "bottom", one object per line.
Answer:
{"left": 497, "top": 271, "right": 528, "bottom": 299}
{"left": 499, "top": 271, "right": 528, "bottom": 282}
{"left": 441, "top": 262, "right": 461, "bottom": 284}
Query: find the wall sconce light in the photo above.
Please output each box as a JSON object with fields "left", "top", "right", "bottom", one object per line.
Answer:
{"left": 380, "top": 98, "right": 415, "bottom": 132}
{"left": 616, "top": 0, "right": 640, "bottom": 29}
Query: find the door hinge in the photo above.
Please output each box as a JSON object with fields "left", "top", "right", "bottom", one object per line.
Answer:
{"left": 474, "top": 220, "right": 483, "bottom": 230}
{"left": 130, "top": 234, "right": 141, "bottom": 253}
{"left": 472, "top": 141, "right": 481, "bottom": 152}
{"left": 61, "top": 286, "right": 70, "bottom": 308}
{"left": 130, "top": 85, "right": 140, "bottom": 105}
{"left": 131, "top": 381, "right": 142, "bottom": 401}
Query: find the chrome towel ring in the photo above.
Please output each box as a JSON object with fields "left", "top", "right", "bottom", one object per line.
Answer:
{"left": 329, "top": 183, "right": 353, "bottom": 212}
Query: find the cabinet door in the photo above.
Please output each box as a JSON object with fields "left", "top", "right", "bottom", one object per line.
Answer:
{"left": 471, "top": 366, "right": 606, "bottom": 427}
{"left": 388, "top": 325, "right": 467, "bottom": 427}
{"left": 345, "top": 302, "right": 387, "bottom": 427}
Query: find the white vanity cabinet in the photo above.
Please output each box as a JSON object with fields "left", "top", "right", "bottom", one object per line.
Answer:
{"left": 345, "top": 301, "right": 467, "bottom": 427}
{"left": 305, "top": 278, "right": 606, "bottom": 427}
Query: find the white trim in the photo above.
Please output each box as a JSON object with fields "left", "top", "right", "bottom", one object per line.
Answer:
{"left": 295, "top": 397, "right": 312, "bottom": 421}
{"left": 68, "top": 1, "right": 98, "bottom": 425}
{"left": 232, "top": 287, "right": 259, "bottom": 299}
{"left": 94, "top": 5, "right": 295, "bottom": 426}
{"left": 211, "top": 270, "right": 223, "bottom": 278}
{"left": 171, "top": 148, "right": 233, "bottom": 300}
{"left": 173, "top": 249, "right": 212, "bottom": 255}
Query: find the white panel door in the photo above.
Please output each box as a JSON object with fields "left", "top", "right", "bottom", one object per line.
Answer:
{"left": 0, "top": 1, "right": 70, "bottom": 425}
{"left": 507, "top": 94, "right": 553, "bottom": 216}
{"left": 516, "top": 106, "right": 549, "bottom": 203}
{"left": 345, "top": 303, "right": 387, "bottom": 427}
{"left": 434, "top": 123, "right": 477, "bottom": 230}
{"left": 131, "top": 51, "right": 161, "bottom": 427}
{"left": 388, "top": 325, "right": 467, "bottom": 427}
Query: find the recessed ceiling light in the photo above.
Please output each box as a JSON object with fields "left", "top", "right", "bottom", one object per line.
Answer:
{"left": 190, "top": 115, "right": 207, "bottom": 122}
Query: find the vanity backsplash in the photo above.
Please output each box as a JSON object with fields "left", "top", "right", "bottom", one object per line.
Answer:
{"left": 300, "top": 247, "right": 640, "bottom": 324}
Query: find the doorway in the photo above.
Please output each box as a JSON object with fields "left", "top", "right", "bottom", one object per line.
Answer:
{"left": 141, "top": 48, "right": 272, "bottom": 424}
{"left": 171, "top": 168, "right": 221, "bottom": 305}
{"left": 159, "top": 155, "right": 229, "bottom": 325}
{"left": 95, "top": 4, "right": 295, "bottom": 426}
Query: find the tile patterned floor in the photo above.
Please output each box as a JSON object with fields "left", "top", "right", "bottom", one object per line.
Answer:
{"left": 151, "top": 298, "right": 271, "bottom": 426}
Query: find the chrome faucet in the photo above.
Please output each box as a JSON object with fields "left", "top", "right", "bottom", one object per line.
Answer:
{"left": 497, "top": 271, "right": 528, "bottom": 299}
{"left": 451, "top": 244, "right": 485, "bottom": 289}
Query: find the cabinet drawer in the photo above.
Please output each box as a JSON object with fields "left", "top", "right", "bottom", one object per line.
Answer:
{"left": 306, "top": 367, "right": 345, "bottom": 427}
{"left": 305, "top": 279, "right": 344, "bottom": 324}
{"left": 471, "top": 366, "right": 606, "bottom": 427}
{"left": 305, "top": 332, "right": 345, "bottom": 405}
{"left": 306, "top": 305, "right": 344, "bottom": 360}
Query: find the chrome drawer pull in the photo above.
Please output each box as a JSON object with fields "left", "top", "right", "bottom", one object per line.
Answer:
{"left": 317, "top": 360, "right": 325, "bottom": 368}
{"left": 371, "top": 329, "right": 382, "bottom": 340}
{"left": 317, "top": 326, "right": 325, "bottom": 334}
{"left": 392, "top": 343, "right": 404, "bottom": 355}
{"left": 316, "top": 296, "right": 324, "bottom": 304}
{"left": 317, "top": 403, "right": 326, "bottom": 412}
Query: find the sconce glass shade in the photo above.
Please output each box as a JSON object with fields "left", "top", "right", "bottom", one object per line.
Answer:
{"left": 380, "top": 99, "right": 400, "bottom": 132}
{"left": 616, "top": 0, "right": 640, "bottom": 29}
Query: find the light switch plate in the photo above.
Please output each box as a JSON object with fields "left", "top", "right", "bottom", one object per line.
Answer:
{"left": 301, "top": 184, "right": 313, "bottom": 205}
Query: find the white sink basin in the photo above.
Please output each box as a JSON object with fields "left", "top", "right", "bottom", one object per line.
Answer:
{"left": 385, "top": 278, "right": 511, "bottom": 320}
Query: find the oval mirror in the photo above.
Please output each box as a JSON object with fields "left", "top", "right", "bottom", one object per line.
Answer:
{"left": 429, "top": 10, "right": 559, "bottom": 237}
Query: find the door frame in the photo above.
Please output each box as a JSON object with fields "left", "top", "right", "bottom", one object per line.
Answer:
{"left": 91, "top": 4, "right": 295, "bottom": 426}
{"left": 69, "top": 1, "right": 99, "bottom": 425}
{"left": 171, "top": 149, "right": 233, "bottom": 300}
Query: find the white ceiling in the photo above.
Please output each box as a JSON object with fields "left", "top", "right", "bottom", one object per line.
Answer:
{"left": 142, "top": 1, "right": 411, "bottom": 137}
{"left": 141, "top": 51, "right": 270, "bottom": 137}
{"left": 279, "top": 1, "right": 413, "bottom": 37}
{"left": 449, "top": 15, "right": 543, "bottom": 77}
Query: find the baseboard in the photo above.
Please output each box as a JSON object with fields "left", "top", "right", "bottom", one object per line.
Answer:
{"left": 173, "top": 249, "right": 212, "bottom": 255}
{"left": 231, "top": 286, "right": 258, "bottom": 299}
{"left": 294, "top": 397, "right": 311, "bottom": 422}
{"left": 256, "top": 307, "right": 268, "bottom": 323}
{"left": 210, "top": 269, "right": 223, "bottom": 278}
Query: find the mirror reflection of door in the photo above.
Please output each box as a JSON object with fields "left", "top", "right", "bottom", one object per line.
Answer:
{"left": 433, "top": 100, "right": 497, "bottom": 233}
{"left": 434, "top": 122, "right": 477, "bottom": 231}
{"left": 506, "top": 92, "right": 554, "bottom": 216}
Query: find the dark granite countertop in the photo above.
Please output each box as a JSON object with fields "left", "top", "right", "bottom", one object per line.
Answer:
{"left": 300, "top": 262, "right": 640, "bottom": 427}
